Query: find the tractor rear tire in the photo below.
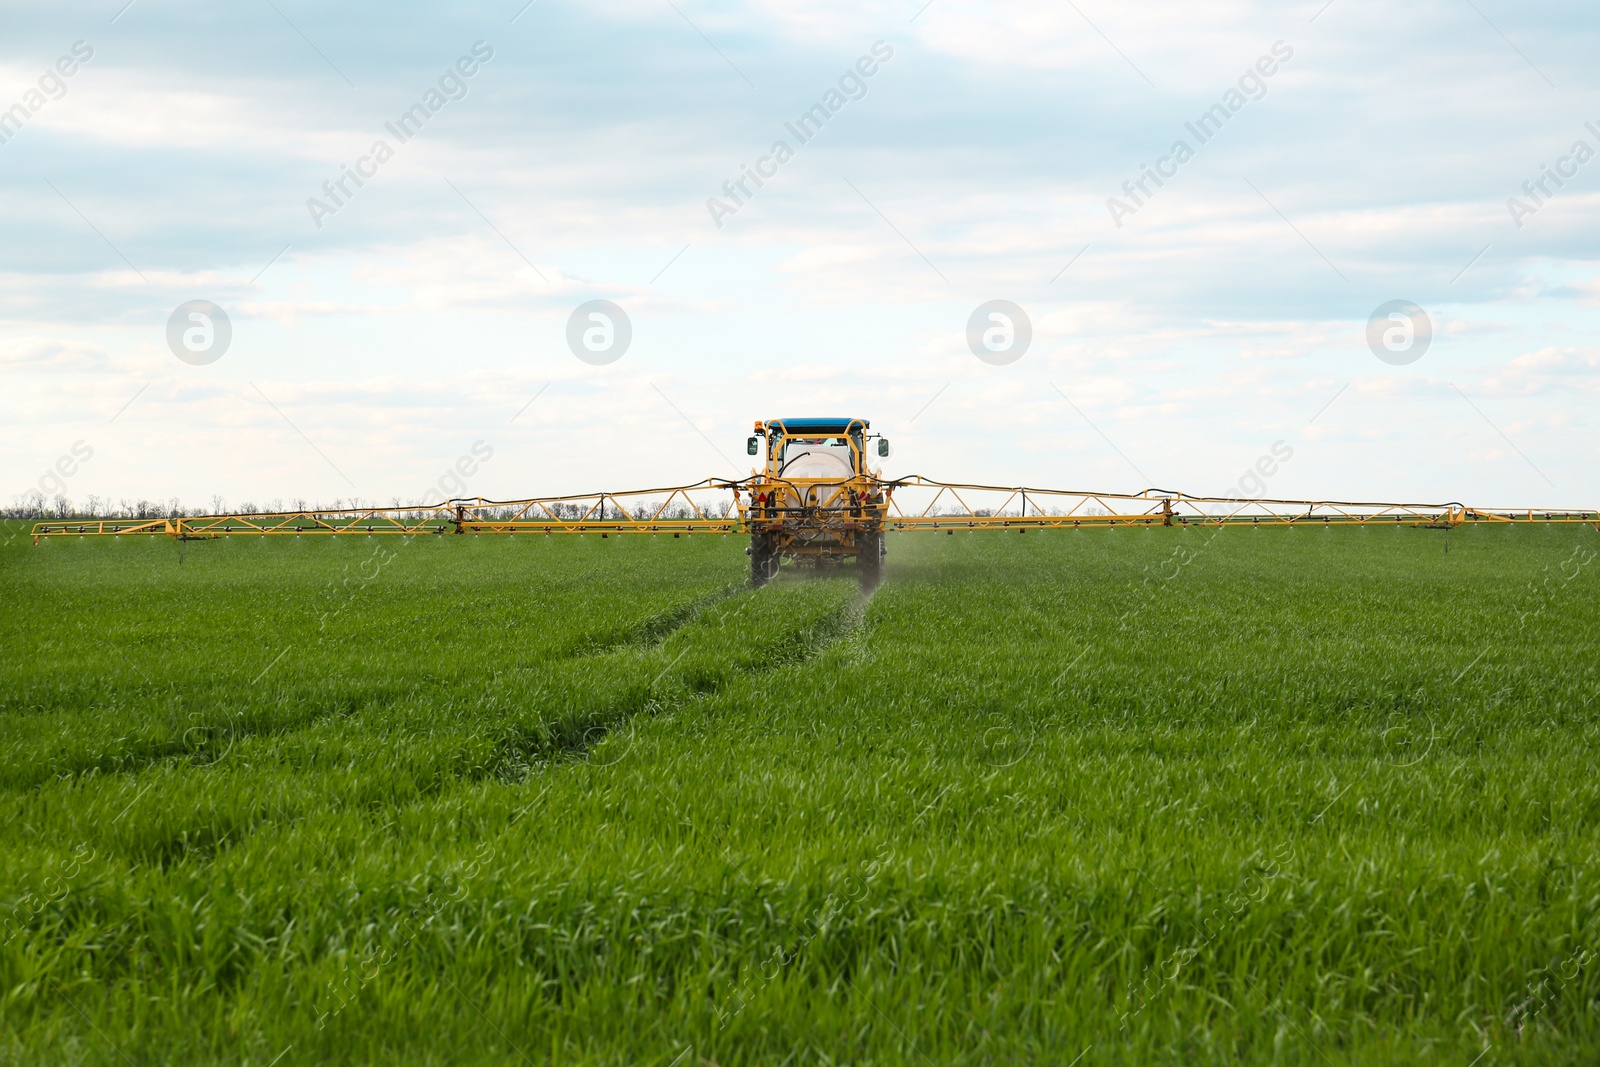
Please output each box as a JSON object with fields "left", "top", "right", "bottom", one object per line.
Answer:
{"left": 750, "top": 534, "right": 778, "bottom": 586}
{"left": 857, "top": 530, "right": 884, "bottom": 589}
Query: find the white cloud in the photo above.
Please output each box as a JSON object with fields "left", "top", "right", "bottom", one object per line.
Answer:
{"left": 1482, "top": 346, "right": 1600, "bottom": 396}
{"left": 0, "top": 336, "right": 111, "bottom": 372}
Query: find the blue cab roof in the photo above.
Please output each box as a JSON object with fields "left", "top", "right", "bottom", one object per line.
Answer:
{"left": 767, "top": 417, "right": 869, "bottom": 433}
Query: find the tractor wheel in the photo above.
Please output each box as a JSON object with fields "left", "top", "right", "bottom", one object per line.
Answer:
{"left": 857, "top": 531, "right": 885, "bottom": 589}
{"left": 749, "top": 533, "right": 778, "bottom": 586}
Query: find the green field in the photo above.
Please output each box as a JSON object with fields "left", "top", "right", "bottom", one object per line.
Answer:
{"left": 3, "top": 519, "right": 1598, "bottom": 1065}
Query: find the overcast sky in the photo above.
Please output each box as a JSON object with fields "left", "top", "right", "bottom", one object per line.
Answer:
{"left": 3, "top": 0, "right": 1596, "bottom": 511}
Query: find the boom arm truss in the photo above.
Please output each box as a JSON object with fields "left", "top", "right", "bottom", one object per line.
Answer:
{"left": 878, "top": 477, "right": 1599, "bottom": 530}
{"left": 28, "top": 474, "right": 1599, "bottom": 542}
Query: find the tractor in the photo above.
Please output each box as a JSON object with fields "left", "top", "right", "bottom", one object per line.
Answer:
{"left": 743, "top": 417, "right": 890, "bottom": 587}
{"left": 32, "top": 415, "right": 1597, "bottom": 579}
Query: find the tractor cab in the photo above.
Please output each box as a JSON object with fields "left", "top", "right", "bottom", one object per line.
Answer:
{"left": 748, "top": 418, "right": 885, "bottom": 479}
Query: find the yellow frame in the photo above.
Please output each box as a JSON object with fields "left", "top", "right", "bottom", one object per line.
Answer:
{"left": 29, "top": 473, "right": 1599, "bottom": 544}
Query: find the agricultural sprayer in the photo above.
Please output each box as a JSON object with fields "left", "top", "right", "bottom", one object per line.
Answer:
{"left": 29, "top": 415, "right": 1599, "bottom": 588}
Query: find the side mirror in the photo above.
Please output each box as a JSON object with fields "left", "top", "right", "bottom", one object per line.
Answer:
{"left": 877, "top": 439, "right": 891, "bottom": 458}
{"left": 747, "top": 437, "right": 759, "bottom": 456}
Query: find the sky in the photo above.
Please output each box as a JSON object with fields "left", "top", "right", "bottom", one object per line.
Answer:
{"left": 3, "top": 0, "right": 1597, "bottom": 513}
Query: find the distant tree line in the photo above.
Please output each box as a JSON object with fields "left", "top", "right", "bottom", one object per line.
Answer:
{"left": 5, "top": 493, "right": 737, "bottom": 523}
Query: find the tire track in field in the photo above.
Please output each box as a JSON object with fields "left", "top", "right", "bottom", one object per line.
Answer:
{"left": 18, "top": 582, "right": 872, "bottom": 856}
{"left": 569, "top": 582, "right": 749, "bottom": 657}
{"left": 0, "top": 695, "right": 365, "bottom": 792}
{"left": 729, "top": 586, "right": 874, "bottom": 677}
{"left": 6, "top": 582, "right": 753, "bottom": 790}
{"left": 17, "top": 585, "right": 877, "bottom": 874}
{"left": 502, "top": 583, "right": 876, "bottom": 774}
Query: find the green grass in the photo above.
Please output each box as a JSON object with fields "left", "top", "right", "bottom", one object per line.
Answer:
{"left": 2, "top": 519, "right": 1599, "bottom": 1065}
